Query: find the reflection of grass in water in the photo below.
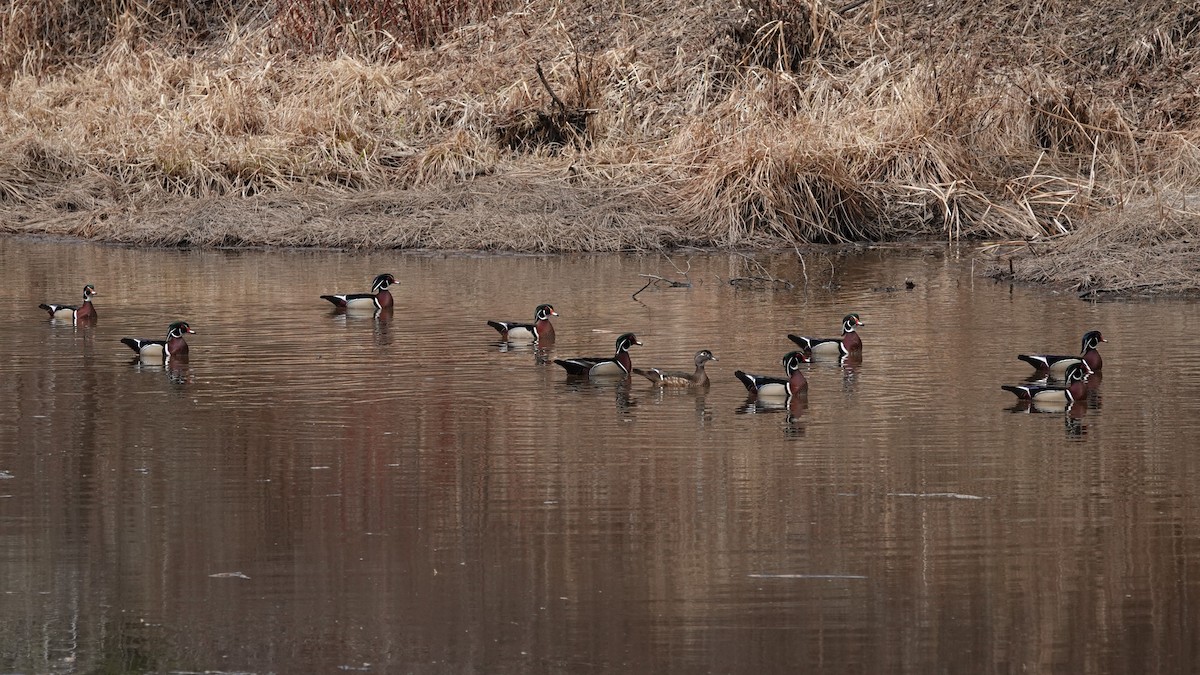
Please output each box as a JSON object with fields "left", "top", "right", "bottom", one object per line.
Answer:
{"left": 2, "top": 1, "right": 1199, "bottom": 257}
{"left": 95, "top": 620, "right": 162, "bottom": 674}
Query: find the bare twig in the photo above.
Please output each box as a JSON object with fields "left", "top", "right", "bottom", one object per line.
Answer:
{"left": 535, "top": 61, "right": 569, "bottom": 117}
{"left": 792, "top": 242, "right": 809, "bottom": 290}
{"left": 838, "top": 0, "right": 872, "bottom": 15}
{"left": 728, "top": 252, "right": 795, "bottom": 289}
{"left": 632, "top": 273, "right": 691, "bottom": 299}
{"left": 663, "top": 255, "right": 692, "bottom": 279}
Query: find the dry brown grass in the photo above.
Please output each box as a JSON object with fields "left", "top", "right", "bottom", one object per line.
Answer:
{"left": 2, "top": 0, "right": 1200, "bottom": 264}
{"left": 982, "top": 192, "right": 1200, "bottom": 297}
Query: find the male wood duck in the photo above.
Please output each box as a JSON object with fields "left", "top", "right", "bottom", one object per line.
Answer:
{"left": 1018, "top": 330, "right": 1105, "bottom": 376}
{"left": 488, "top": 304, "right": 558, "bottom": 342}
{"left": 554, "top": 333, "right": 641, "bottom": 377}
{"left": 39, "top": 284, "right": 98, "bottom": 323}
{"left": 734, "top": 350, "right": 811, "bottom": 401}
{"left": 633, "top": 350, "right": 718, "bottom": 387}
{"left": 1002, "top": 362, "right": 1089, "bottom": 405}
{"left": 321, "top": 273, "right": 396, "bottom": 311}
{"left": 121, "top": 321, "right": 195, "bottom": 361}
{"left": 788, "top": 313, "right": 864, "bottom": 357}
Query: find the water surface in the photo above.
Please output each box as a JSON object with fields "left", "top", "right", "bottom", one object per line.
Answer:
{"left": 2, "top": 238, "right": 1199, "bottom": 673}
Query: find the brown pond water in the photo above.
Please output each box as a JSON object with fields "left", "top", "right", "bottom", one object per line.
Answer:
{"left": 2, "top": 237, "right": 1200, "bottom": 674}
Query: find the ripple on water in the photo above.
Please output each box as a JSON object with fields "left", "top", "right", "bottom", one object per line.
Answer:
{"left": 3, "top": 241, "right": 1200, "bottom": 674}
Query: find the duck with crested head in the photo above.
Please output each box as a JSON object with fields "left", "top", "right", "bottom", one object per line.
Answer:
{"left": 734, "top": 350, "right": 811, "bottom": 401}
{"left": 554, "top": 333, "right": 641, "bottom": 377}
{"left": 321, "top": 273, "right": 396, "bottom": 312}
{"left": 1002, "top": 362, "right": 1090, "bottom": 406}
{"left": 39, "top": 284, "right": 98, "bottom": 323}
{"left": 633, "top": 350, "right": 718, "bottom": 387}
{"left": 488, "top": 304, "right": 558, "bottom": 343}
{"left": 121, "top": 321, "right": 195, "bottom": 362}
{"left": 1018, "top": 330, "right": 1105, "bottom": 376}
{"left": 788, "top": 313, "right": 864, "bottom": 358}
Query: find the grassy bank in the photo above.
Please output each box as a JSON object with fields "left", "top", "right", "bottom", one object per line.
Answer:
{"left": 1, "top": 1, "right": 1199, "bottom": 283}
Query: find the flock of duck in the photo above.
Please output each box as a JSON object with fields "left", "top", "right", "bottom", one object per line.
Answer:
{"left": 38, "top": 273, "right": 1106, "bottom": 411}
{"left": 39, "top": 283, "right": 195, "bottom": 360}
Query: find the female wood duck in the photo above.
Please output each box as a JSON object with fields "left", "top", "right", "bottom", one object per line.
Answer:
{"left": 321, "top": 273, "right": 396, "bottom": 311}
{"left": 554, "top": 333, "right": 641, "bottom": 377}
{"left": 633, "top": 350, "right": 718, "bottom": 387}
{"left": 39, "top": 284, "right": 98, "bottom": 323}
{"left": 488, "top": 304, "right": 558, "bottom": 342}
{"left": 734, "top": 350, "right": 811, "bottom": 401}
{"left": 788, "top": 313, "right": 864, "bottom": 357}
{"left": 121, "top": 321, "right": 195, "bottom": 361}
{"left": 1002, "top": 362, "right": 1089, "bottom": 405}
{"left": 1018, "top": 330, "right": 1105, "bottom": 376}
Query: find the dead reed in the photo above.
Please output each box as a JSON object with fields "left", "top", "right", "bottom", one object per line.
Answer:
{"left": 2, "top": 0, "right": 1200, "bottom": 270}
{"left": 984, "top": 194, "right": 1200, "bottom": 297}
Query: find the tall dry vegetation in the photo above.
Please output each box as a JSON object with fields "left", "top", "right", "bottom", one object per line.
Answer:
{"left": 1, "top": 0, "right": 1199, "bottom": 251}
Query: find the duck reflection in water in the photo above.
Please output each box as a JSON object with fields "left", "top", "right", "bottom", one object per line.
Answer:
{"left": 640, "top": 388, "right": 716, "bottom": 428}
{"left": 784, "top": 405, "right": 807, "bottom": 437}
{"left": 738, "top": 394, "right": 807, "bottom": 416}
{"left": 558, "top": 374, "right": 640, "bottom": 414}
{"left": 372, "top": 307, "right": 392, "bottom": 346}
{"left": 1004, "top": 369, "right": 1091, "bottom": 438}
{"left": 165, "top": 359, "right": 194, "bottom": 385}
{"left": 330, "top": 306, "right": 393, "bottom": 344}
{"left": 496, "top": 339, "right": 555, "bottom": 366}
{"left": 1007, "top": 397, "right": 1087, "bottom": 417}
{"left": 1004, "top": 398, "right": 1090, "bottom": 438}
{"left": 330, "top": 304, "right": 392, "bottom": 322}
{"left": 132, "top": 358, "right": 194, "bottom": 385}
{"left": 1085, "top": 371, "right": 1103, "bottom": 409}
{"left": 736, "top": 394, "right": 808, "bottom": 435}
{"left": 614, "top": 380, "right": 638, "bottom": 415}
{"left": 1063, "top": 410, "right": 1088, "bottom": 439}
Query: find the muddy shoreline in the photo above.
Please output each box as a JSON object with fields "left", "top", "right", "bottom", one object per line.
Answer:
{"left": 5, "top": 189, "right": 1197, "bottom": 299}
